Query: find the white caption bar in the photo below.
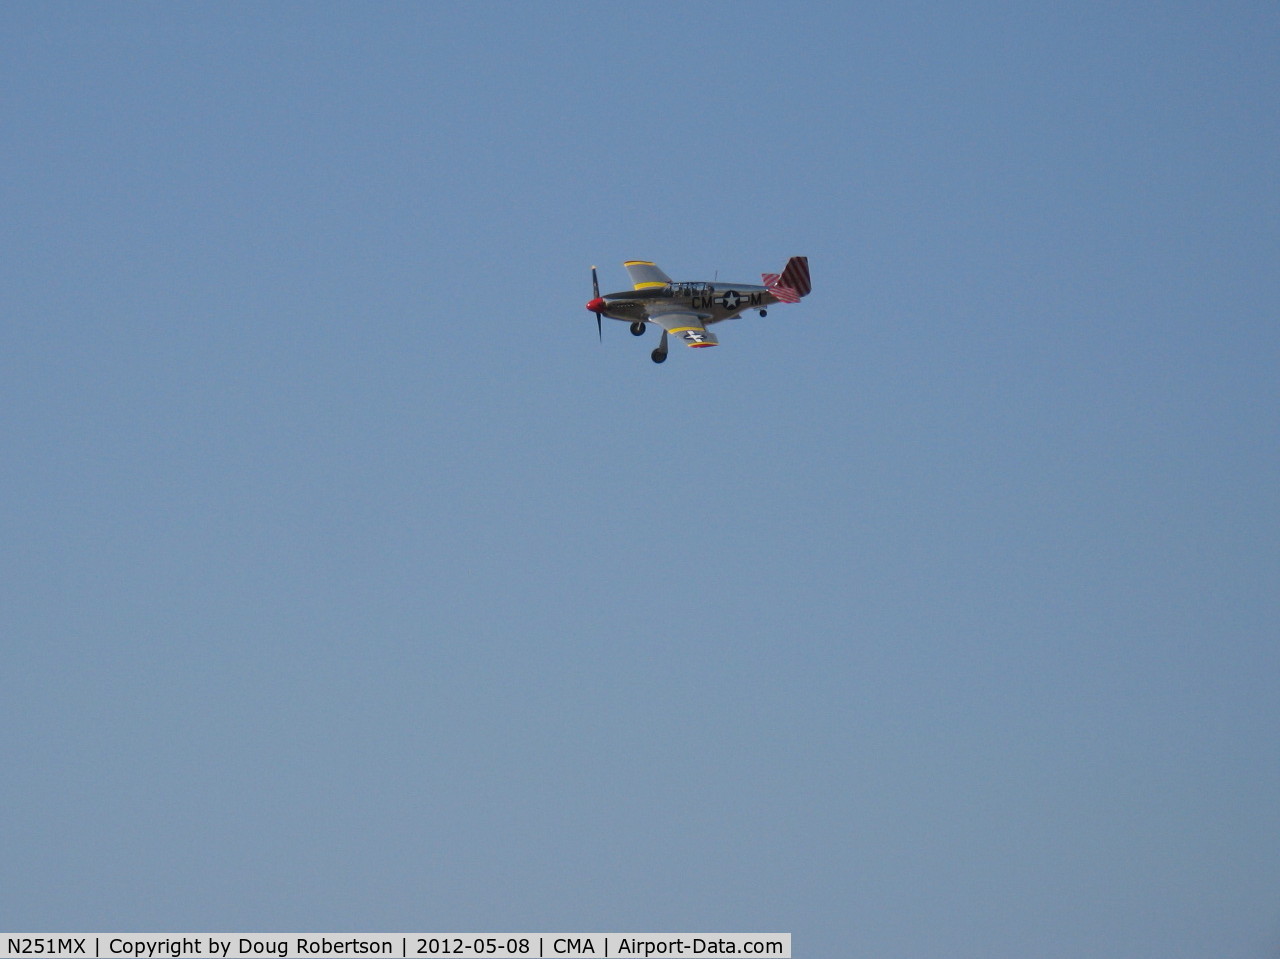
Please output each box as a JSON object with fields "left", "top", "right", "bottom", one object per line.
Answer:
{"left": 1, "top": 936, "right": 790, "bottom": 959}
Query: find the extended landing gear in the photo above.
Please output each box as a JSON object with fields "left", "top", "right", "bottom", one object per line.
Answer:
{"left": 759, "top": 309, "right": 768, "bottom": 317}
{"left": 651, "top": 329, "right": 669, "bottom": 364}
{"left": 630, "top": 321, "right": 646, "bottom": 337}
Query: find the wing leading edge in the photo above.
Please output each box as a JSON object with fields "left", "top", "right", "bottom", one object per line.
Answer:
{"left": 649, "top": 310, "right": 718, "bottom": 348}
{"left": 624, "top": 260, "right": 673, "bottom": 290}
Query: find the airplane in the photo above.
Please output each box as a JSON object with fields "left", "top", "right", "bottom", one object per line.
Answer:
{"left": 585, "top": 256, "right": 811, "bottom": 363}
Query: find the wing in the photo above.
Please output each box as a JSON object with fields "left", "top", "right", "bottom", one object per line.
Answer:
{"left": 624, "top": 260, "right": 673, "bottom": 290}
{"left": 649, "top": 310, "right": 719, "bottom": 348}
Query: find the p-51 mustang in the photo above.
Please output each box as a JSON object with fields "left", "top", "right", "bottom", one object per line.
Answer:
{"left": 585, "top": 256, "right": 811, "bottom": 363}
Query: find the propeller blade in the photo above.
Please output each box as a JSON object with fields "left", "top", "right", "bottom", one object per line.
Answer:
{"left": 592, "top": 266, "right": 601, "bottom": 341}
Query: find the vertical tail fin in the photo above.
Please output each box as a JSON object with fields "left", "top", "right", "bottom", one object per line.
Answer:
{"left": 762, "top": 256, "right": 811, "bottom": 302}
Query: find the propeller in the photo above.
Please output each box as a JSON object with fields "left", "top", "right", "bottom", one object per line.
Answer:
{"left": 586, "top": 266, "right": 604, "bottom": 341}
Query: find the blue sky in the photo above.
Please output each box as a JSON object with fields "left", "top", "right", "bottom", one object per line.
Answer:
{"left": 2, "top": 3, "right": 1277, "bottom": 956}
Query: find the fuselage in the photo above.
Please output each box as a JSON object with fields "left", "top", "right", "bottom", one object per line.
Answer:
{"left": 596, "top": 281, "right": 777, "bottom": 325}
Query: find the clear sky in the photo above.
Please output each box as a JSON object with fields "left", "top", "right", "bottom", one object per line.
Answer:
{"left": 2, "top": 3, "right": 1277, "bottom": 956}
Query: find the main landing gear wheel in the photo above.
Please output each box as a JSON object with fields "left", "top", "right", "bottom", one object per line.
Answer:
{"left": 652, "top": 328, "right": 669, "bottom": 364}
{"left": 759, "top": 309, "right": 767, "bottom": 317}
{"left": 630, "top": 321, "right": 646, "bottom": 337}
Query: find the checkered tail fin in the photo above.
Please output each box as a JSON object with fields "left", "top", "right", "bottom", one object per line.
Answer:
{"left": 762, "top": 256, "right": 811, "bottom": 303}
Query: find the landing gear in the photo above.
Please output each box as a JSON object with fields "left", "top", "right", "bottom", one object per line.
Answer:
{"left": 651, "top": 328, "right": 669, "bottom": 364}
{"left": 630, "top": 321, "right": 646, "bottom": 337}
{"left": 759, "top": 309, "right": 768, "bottom": 318}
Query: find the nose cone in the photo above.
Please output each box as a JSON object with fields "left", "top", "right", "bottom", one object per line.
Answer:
{"left": 586, "top": 297, "right": 605, "bottom": 313}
